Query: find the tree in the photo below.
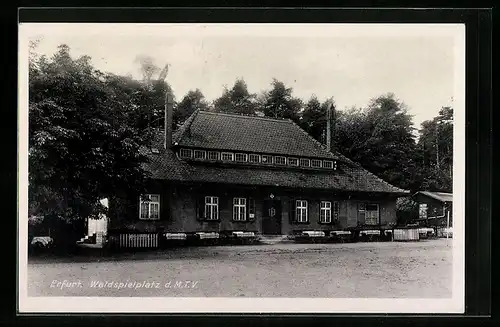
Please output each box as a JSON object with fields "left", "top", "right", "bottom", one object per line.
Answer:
{"left": 213, "top": 78, "right": 257, "bottom": 115}
{"left": 134, "top": 54, "right": 160, "bottom": 87}
{"left": 417, "top": 106, "right": 453, "bottom": 192}
{"left": 300, "top": 95, "right": 336, "bottom": 144}
{"left": 174, "top": 89, "right": 210, "bottom": 126}
{"left": 261, "top": 79, "right": 303, "bottom": 122}
{"left": 335, "top": 93, "right": 419, "bottom": 191}
{"left": 29, "top": 44, "right": 155, "bottom": 226}
{"left": 131, "top": 57, "right": 175, "bottom": 130}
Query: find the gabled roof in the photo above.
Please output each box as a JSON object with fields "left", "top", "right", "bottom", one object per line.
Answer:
{"left": 142, "top": 111, "right": 409, "bottom": 195}
{"left": 173, "top": 110, "right": 347, "bottom": 161}
{"left": 414, "top": 191, "right": 453, "bottom": 202}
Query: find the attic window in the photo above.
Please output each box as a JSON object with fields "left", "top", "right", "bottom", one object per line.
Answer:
{"left": 249, "top": 154, "right": 261, "bottom": 163}
{"left": 262, "top": 155, "right": 273, "bottom": 164}
{"left": 287, "top": 157, "right": 299, "bottom": 166}
{"left": 311, "top": 159, "right": 322, "bottom": 168}
{"left": 180, "top": 148, "right": 193, "bottom": 159}
{"left": 208, "top": 151, "right": 220, "bottom": 161}
{"left": 194, "top": 150, "right": 207, "bottom": 160}
{"left": 323, "top": 160, "right": 333, "bottom": 169}
{"left": 235, "top": 153, "right": 248, "bottom": 162}
{"left": 300, "top": 158, "right": 310, "bottom": 167}
{"left": 151, "top": 147, "right": 160, "bottom": 154}
{"left": 274, "top": 156, "right": 286, "bottom": 165}
{"left": 221, "top": 152, "right": 234, "bottom": 161}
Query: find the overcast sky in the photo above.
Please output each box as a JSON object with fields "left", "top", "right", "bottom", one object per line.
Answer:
{"left": 22, "top": 23, "right": 463, "bottom": 129}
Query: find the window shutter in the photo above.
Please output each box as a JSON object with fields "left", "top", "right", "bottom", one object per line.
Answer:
{"left": 318, "top": 202, "right": 322, "bottom": 224}
{"left": 289, "top": 198, "right": 296, "bottom": 223}
{"left": 196, "top": 196, "right": 205, "bottom": 221}
{"left": 162, "top": 193, "right": 171, "bottom": 221}
{"left": 333, "top": 201, "right": 339, "bottom": 223}
{"left": 247, "top": 197, "right": 256, "bottom": 221}
{"left": 358, "top": 203, "right": 366, "bottom": 225}
{"left": 307, "top": 200, "right": 312, "bottom": 223}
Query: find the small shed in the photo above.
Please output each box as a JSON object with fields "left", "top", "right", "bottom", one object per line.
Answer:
{"left": 413, "top": 191, "right": 453, "bottom": 228}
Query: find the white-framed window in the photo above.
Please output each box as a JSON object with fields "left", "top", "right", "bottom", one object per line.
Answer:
{"left": 296, "top": 200, "right": 308, "bottom": 223}
{"left": 320, "top": 201, "right": 332, "bottom": 223}
{"left": 365, "top": 204, "right": 380, "bottom": 225}
{"left": 300, "top": 158, "right": 311, "bottom": 167}
{"left": 194, "top": 150, "right": 207, "bottom": 159}
{"left": 235, "top": 153, "right": 248, "bottom": 162}
{"left": 179, "top": 148, "right": 193, "bottom": 159}
{"left": 262, "top": 155, "right": 273, "bottom": 164}
{"left": 249, "top": 154, "right": 261, "bottom": 163}
{"left": 151, "top": 147, "right": 159, "bottom": 154}
{"left": 419, "top": 203, "right": 428, "bottom": 219}
{"left": 233, "top": 197, "right": 247, "bottom": 221}
{"left": 323, "top": 160, "right": 333, "bottom": 169}
{"left": 208, "top": 151, "right": 220, "bottom": 161}
{"left": 221, "top": 152, "right": 234, "bottom": 161}
{"left": 311, "top": 159, "right": 322, "bottom": 168}
{"left": 287, "top": 157, "right": 299, "bottom": 166}
{"left": 274, "top": 156, "right": 286, "bottom": 165}
{"left": 204, "top": 196, "right": 219, "bottom": 220}
{"left": 139, "top": 194, "right": 160, "bottom": 220}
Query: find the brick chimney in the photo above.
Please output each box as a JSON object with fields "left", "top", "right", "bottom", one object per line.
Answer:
{"left": 164, "top": 91, "right": 174, "bottom": 149}
{"left": 326, "top": 102, "right": 336, "bottom": 152}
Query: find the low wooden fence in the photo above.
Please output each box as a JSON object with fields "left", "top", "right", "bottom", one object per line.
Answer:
{"left": 393, "top": 228, "right": 420, "bottom": 241}
{"left": 118, "top": 233, "right": 159, "bottom": 248}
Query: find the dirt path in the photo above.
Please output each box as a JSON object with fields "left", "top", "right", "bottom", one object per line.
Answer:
{"left": 27, "top": 239, "right": 453, "bottom": 298}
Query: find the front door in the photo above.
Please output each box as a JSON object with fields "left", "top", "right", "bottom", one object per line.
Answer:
{"left": 262, "top": 200, "right": 282, "bottom": 235}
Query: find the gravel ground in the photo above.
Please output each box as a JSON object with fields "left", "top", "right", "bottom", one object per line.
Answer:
{"left": 27, "top": 239, "right": 453, "bottom": 298}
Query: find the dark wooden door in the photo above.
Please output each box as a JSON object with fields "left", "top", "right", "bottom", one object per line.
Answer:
{"left": 262, "top": 200, "right": 282, "bottom": 235}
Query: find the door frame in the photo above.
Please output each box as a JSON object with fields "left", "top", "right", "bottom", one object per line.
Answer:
{"left": 262, "top": 199, "right": 282, "bottom": 235}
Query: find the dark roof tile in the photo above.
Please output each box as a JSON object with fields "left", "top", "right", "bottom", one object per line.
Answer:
{"left": 143, "top": 114, "right": 409, "bottom": 195}
{"left": 173, "top": 110, "right": 343, "bottom": 160}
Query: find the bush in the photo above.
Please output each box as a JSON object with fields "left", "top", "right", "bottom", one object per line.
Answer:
{"left": 28, "top": 214, "right": 85, "bottom": 253}
{"left": 396, "top": 197, "right": 418, "bottom": 226}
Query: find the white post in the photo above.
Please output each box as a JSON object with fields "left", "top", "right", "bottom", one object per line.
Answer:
{"left": 446, "top": 210, "right": 450, "bottom": 239}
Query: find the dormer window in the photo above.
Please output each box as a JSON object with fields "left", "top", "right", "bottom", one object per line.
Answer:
{"left": 208, "top": 151, "right": 220, "bottom": 161}
{"left": 287, "top": 157, "right": 299, "bottom": 166}
{"left": 221, "top": 152, "right": 234, "bottom": 161}
{"left": 262, "top": 155, "right": 273, "bottom": 164}
{"left": 180, "top": 148, "right": 193, "bottom": 159}
{"left": 194, "top": 150, "right": 207, "bottom": 160}
{"left": 235, "top": 153, "right": 248, "bottom": 162}
{"left": 249, "top": 154, "right": 261, "bottom": 163}
{"left": 300, "top": 158, "right": 310, "bottom": 167}
{"left": 274, "top": 156, "right": 286, "bottom": 165}
{"left": 323, "top": 160, "right": 333, "bottom": 169}
{"left": 311, "top": 159, "right": 322, "bottom": 168}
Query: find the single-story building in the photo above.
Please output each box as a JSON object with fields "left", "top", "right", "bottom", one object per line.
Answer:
{"left": 107, "top": 94, "right": 409, "bottom": 246}
{"left": 413, "top": 191, "right": 453, "bottom": 228}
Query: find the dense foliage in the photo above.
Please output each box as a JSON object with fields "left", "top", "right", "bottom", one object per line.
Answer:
{"left": 29, "top": 45, "right": 169, "bottom": 222}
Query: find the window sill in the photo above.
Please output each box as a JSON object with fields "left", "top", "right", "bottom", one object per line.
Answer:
{"left": 292, "top": 221, "right": 310, "bottom": 224}
{"left": 139, "top": 218, "right": 160, "bottom": 221}
{"left": 318, "top": 221, "right": 338, "bottom": 225}
{"left": 200, "top": 219, "right": 221, "bottom": 222}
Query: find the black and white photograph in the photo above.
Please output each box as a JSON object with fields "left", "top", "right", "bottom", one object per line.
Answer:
{"left": 18, "top": 22, "right": 465, "bottom": 313}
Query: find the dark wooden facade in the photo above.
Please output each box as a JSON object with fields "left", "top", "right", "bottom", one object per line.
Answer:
{"left": 109, "top": 181, "right": 398, "bottom": 236}
{"left": 413, "top": 191, "right": 453, "bottom": 227}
